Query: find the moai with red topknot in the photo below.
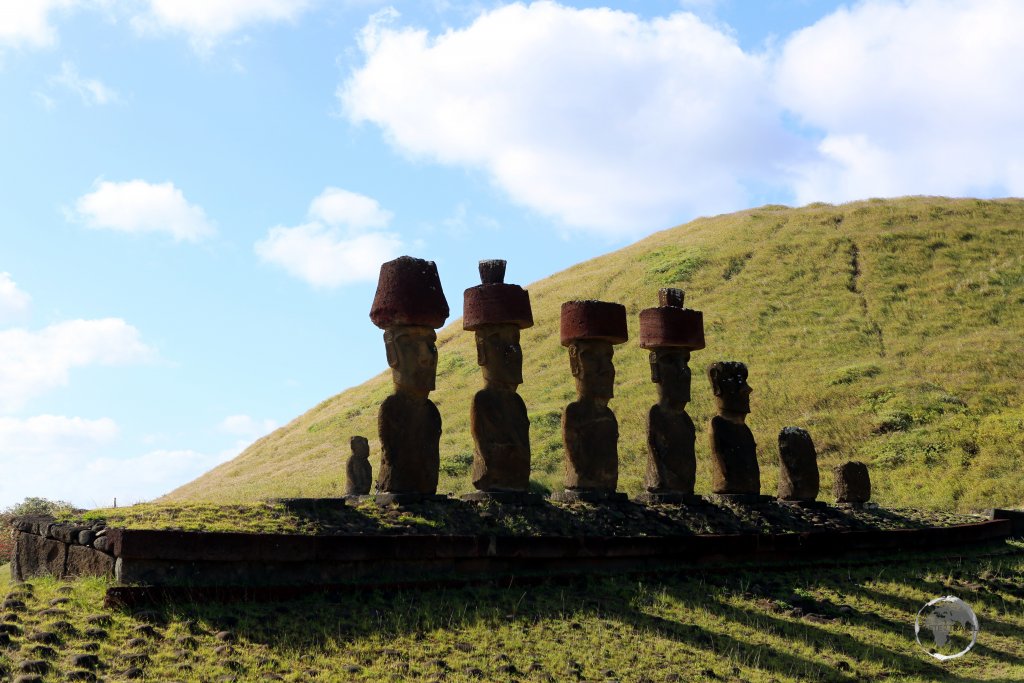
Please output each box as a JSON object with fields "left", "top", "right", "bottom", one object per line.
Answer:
{"left": 636, "top": 288, "right": 706, "bottom": 505}
{"left": 461, "top": 260, "right": 540, "bottom": 504}
{"left": 554, "top": 300, "right": 629, "bottom": 503}
{"left": 370, "top": 256, "right": 449, "bottom": 503}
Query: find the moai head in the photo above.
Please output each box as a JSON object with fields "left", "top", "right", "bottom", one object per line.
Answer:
{"left": 561, "top": 300, "right": 628, "bottom": 403}
{"left": 708, "top": 360, "right": 752, "bottom": 418}
{"left": 350, "top": 435, "right": 370, "bottom": 459}
{"left": 639, "top": 288, "right": 705, "bottom": 409}
{"left": 370, "top": 256, "right": 449, "bottom": 398}
{"left": 384, "top": 326, "right": 438, "bottom": 397}
{"left": 463, "top": 259, "right": 533, "bottom": 391}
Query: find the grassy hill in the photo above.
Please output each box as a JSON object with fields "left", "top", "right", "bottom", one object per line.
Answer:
{"left": 164, "top": 197, "right": 1024, "bottom": 511}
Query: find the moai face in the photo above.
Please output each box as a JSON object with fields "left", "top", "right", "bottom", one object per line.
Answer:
{"left": 350, "top": 435, "right": 370, "bottom": 459}
{"left": 476, "top": 324, "right": 523, "bottom": 389}
{"left": 569, "top": 339, "right": 615, "bottom": 401}
{"left": 384, "top": 325, "right": 438, "bottom": 397}
{"left": 650, "top": 348, "right": 691, "bottom": 407}
{"left": 708, "top": 361, "right": 752, "bottom": 416}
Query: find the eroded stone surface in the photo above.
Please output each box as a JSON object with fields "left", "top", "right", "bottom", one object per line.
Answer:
{"left": 778, "top": 427, "right": 820, "bottom": 502}
{"left": 708, "top": 361, "right": 760, "bottom": 495}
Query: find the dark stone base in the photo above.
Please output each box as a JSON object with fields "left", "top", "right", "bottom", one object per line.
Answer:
{"left": 460, "top": 491, "right": 544, "bottom": 505}
{"left": 990, "top": 508, "right": 1024, "bottom": 537}
{"left": 711, "top": 493, "right": 775, "bottom": 506}
{"left": 777, "top": 499, "right": 829, "bottom": 509}
{"left": 836, "top": 501, "right": 868, "bottom": 509}
{"left": 551, "top": 490, "right": 629, "bottom": 504}
{"left": 374, "top": 493, "right": 453, "bottom": 506}
{"left": 634, "top": 492, "right": 707, "bottom": 506}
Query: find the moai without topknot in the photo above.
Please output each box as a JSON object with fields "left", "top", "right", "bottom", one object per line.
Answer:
{"left": 637, "top": 288, "right": 706, "bottom": 504}
{"left": 370, "top": 256, "right": 449, "bottom": 502}
{"left": 834, "top": 461, "right": 871, "bottom": 508}
{"left": 345, "top": 435, "right": 373, "bottom": 497}
{"left": 462, "top": 260, "right": 537, "bottom": 502}
{"left": 555, "top": 300, "right": 629, "bottom": 503}
{"left": 708, "top": 360, "right": 769, "bottom": 503}
{"left": 777, "top": 427, "right": 824, "bottom": 508}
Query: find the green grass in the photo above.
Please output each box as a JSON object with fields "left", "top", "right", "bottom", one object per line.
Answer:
{"left": 2, "top": 544, "right": 1023, "bottom": 681}
{"left": 164, "top": 197, "right": 1024, "bottom": 511}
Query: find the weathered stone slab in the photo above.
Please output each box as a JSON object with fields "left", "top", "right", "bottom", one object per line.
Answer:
{"left": 13, "top": 533, "right": 66, "bottom": 581}
{"left": 66, "top": 544, "right": 114, "bottom": 578}
{"left": 834, "top": 461, "right": 871, "bottom": 504}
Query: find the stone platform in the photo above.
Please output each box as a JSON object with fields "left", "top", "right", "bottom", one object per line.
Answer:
{"left": 9, "top": 512, "right": 1016, "bottom": 591}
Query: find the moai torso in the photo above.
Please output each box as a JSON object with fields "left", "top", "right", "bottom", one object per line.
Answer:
{"left": 563, "top": 399, "right": 619, "bottom": 490}
{"left": 470, "top": 388, "right": 530, "bottom": 491}
{"left": 709, "top": 415, "right": 760, "bottom": 495}
{"left": 645, "top": 405, "right": 697, "bottom": 493}
{"left": 377, "top": 392, "right": 441, "bottom": 495}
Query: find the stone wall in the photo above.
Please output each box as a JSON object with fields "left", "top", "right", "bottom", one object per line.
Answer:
{"left": 10, "top": 515, "right": 114, "bottom": 582}
{"left": 7, "top": 513, "right": 1014, "bottom": 590}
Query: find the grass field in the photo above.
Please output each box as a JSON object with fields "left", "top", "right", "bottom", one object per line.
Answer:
{"left": 3, "top": 542, "right": 1024, "bottom": 682}
{"left": 164, "top": 197, "right": 1024, "bottom": 512}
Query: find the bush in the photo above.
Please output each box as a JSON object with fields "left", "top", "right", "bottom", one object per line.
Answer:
{"left": 0, "top": 497, "right": 79, "bottom": 564}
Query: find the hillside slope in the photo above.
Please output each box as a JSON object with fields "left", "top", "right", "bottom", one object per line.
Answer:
{"left": 164, "top": 197, "right": 1024, "bottom": 511}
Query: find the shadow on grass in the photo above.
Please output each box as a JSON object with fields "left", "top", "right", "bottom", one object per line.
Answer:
{"left": 129, "top": 546, "right": 1024, "bottom": 683}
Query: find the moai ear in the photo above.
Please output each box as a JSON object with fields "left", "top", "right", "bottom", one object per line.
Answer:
{"left": 475, "top": 333, "right": 487, "bottom": 366}
{"left": 708, "top": 364, "right": 722, "bottom": 396}
{"left": 568, "top": 343, "right": 582, "bottom": 377}
{"left": 384, "top": 331, "right": 400, "bottom": 369}
{"left": 649, "top": 351, "right": 660, "bottom": 383}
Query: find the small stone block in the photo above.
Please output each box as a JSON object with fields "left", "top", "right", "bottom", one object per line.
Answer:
{"left": 374, "top": 493, "right": 453, "bottom": 506}
{"left": 712, "top": 493, "right": 774, "bottom": 506}
{"left": 634, "top": 492, "right": 707, "bottom": 506}
{"left": 550, "top": 490, "right": 629, "bottom": 504}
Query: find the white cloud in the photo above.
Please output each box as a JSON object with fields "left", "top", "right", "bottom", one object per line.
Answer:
{"left": 50, "top": 61, "right": 119, "bottom": 105}
{"left": 0, "top": 0, "right": 78, "bottom": 49}
{"left": 255, "top": 187, "right": 402, "bottom": 288}
{"left": 308, "top": 187, "right": 393, "bottom": 230}
{"left": 341, "top": 3, "right": 798, "bottom": 238}
{"left": 776, "top": 0, "right": 1024, "bottom": 203}
{"left": 0, "top": 318, "right": 155, "bottom": 411}
{"left": 0, "top": 273, "right": 31, "bottom": 321}
{"left": 0, "top": 415, "right": 118, "bottom": 455}
{"left": 219, "top": 414, "right": 278, "bottom": 440}
{"left": 74, "top": 179, "right": 216, "bottom": 242}
{"left": 132, "top": 0, "right": 312, "bottom": 50}
{"left": 0, "top": 444, "right": 236, "bottom": 509}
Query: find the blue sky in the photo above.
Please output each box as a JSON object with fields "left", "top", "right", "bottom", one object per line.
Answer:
{"left": 1, "top": 0, "right": 1021, "bottom": 508}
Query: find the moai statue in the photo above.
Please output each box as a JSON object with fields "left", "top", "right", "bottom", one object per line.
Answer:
{"left": 370, "top": 256, "right": 449, "bottom": 501}
{"left": 834, "top": 461, "right": 871, "bottom": 507}
{"left": 637, "top": 288, "right": 706, "bottom": 504}
{"left": 777, "top": 427, "right": 822, "bottom": 506}
{"left": 708, "top": 360, "right": 766, "bottom": 502}
{"left": 462, "top": 260, "right": 535, "bottom": 501}
{"left": 556, "top": 300, "right": 629, "bottom": 502}
{"left": 345, "top": 436, "right": 373, "bottom": 497}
